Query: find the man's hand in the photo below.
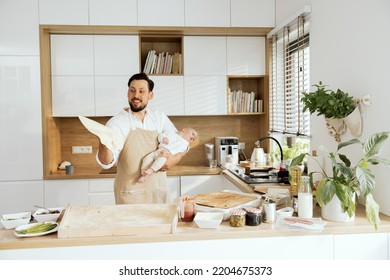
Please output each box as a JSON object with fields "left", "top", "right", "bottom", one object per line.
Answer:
{"left": 159, "top": 151, "right": 185, "bottom": 171}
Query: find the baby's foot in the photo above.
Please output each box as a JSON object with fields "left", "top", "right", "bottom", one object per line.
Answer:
{"left": 143, "top": 168, "right": 154, "bottom": 176}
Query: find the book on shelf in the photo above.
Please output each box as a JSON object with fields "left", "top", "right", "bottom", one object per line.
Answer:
{"left": 228, "top": 90, "right": 263, "bottom": 113}
{"left": 143, "top": 50, "right": 181, "bottom": 74}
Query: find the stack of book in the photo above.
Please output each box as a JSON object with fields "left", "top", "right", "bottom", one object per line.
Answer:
{"left": 143, "top": 50, "right": 182, "bottom": 75}
{"left": 228, "top": 90, "right": 263, "bottom": 113}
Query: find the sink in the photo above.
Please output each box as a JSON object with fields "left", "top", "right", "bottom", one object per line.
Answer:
{"left": 229, "top": 168, "right": 279, "bottom": 184}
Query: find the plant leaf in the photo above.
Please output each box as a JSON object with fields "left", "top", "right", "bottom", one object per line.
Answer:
{"left": 317, "top": 179, "right": 336, "bottom": 206}
{"left": 338, "top": 154, "right": 351, "bottom": 167}
{"left": 368, "top": 156, "right": 390, "bottom": 167}
{"left": 363, "top": 132, "right": 389, "bottom": 158}
{"left": 337, "top": 138, "right": 361, "bottom": 151}
{"left": 356, "top": 166, "right": 375, "bottom": 196}
{"left": 365, "top": 193, "right": 380, "bottom": 229}
{"left": 290, "top": 153, "right": 308, "bottom": 167}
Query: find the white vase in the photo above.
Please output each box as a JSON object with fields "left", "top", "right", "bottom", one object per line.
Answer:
{"left": 324, "top": 117, "right": 346, "bottom": 142}
{"left": 321, "top": 195, "right": 355, "bottom": 223}
{"left": 344, "top": 106, "right": 362, "bottom": 137}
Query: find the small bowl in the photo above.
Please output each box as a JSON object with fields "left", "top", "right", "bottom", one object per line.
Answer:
{"left": 33, "top": 207, "right": 64, "bottom": 222}
{"left": 1, "top": 212, "right": 31, "bottom": 229}
{"left": 276, "top": 207, "right": 294, "bottom": 219}
{"left": 194, "top": 212, "right": 223, "bottom": 229}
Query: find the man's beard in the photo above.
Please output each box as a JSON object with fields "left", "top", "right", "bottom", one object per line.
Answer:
{"left": 129, "top": 100, "right": 147, "bottom": 112}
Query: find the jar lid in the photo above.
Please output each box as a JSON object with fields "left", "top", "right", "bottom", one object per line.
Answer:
{"left": 244, "top": 207, "right": 262, "bottom": 214}
{"left": 230, "top": 209, "right": 246, "bottom": 215}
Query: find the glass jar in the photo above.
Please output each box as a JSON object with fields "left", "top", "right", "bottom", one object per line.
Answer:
{"left": 244, "top": 207, "right": 262, "bottom": 226}
{"left": 229, "top": 209, "right": 246, "bottom": 227}
{"left": 180, "top": 196, "right": 195, "bottom": 222}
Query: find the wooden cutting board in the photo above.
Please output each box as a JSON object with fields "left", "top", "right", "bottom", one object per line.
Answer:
{"left": 57, "top": 204, "right": 178, "bottom": 239}
{"left": 194, "top": 192, "right": 257, "bottom": 209}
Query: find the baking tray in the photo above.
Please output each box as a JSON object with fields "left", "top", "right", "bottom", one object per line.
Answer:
{"left": 57, "top": 204, "right": 178, "bottom": 239}
{"left": 195, "top": 190, "right": 261, "bottom": 221}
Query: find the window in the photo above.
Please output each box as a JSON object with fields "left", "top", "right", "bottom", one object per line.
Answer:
{"left": 268, "top": 10, "right": 311, "bottom": 137}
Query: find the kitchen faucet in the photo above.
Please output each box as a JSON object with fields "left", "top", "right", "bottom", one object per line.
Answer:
{"left": 256, "top": 136, "right": 289, "bottom": 184}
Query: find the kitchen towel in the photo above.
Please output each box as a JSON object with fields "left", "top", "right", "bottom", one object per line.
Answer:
{"left": 78, "top": 116, "right": 124, "bottom": 151}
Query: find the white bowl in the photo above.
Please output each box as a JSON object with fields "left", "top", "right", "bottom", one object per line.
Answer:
{"left": 33, "top": 207, "right": 64, "bottom": 222}
{"left": 194, "top": 212, "right": 223, "bottom": 229}
{"left": 276, "top": 207, "right": 294, "bottom": 219}
{"left": 1, "top": 212, "right": 31, "bottom": 229}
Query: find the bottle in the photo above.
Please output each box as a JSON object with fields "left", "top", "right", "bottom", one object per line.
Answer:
{"left": 289, "top": 165, "right": 302, "bottom": 196}
{"left": 298, "top": 176, "right": 313, "bottom": 218}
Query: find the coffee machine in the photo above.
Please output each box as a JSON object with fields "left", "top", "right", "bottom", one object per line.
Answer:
{"left": 215, "top": 137, "right": 239, "bottom": 168}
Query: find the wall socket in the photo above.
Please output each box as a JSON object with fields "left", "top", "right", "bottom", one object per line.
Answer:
{"left": 238, "top": 142, "right": 245, "bottom": 149}
{"left": 72, "top": 146, "right": 92, "bottom": 154}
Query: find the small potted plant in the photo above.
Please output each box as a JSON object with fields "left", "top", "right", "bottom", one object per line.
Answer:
{"left": 291, "top": 131, "right": 390, "bottom": 229}
{"left": 301, "top": 81, "right": 358, "bottom": 141}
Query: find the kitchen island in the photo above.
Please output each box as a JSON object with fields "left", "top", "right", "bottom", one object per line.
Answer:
{"left": 1, "top": 205, "right": 390, "bottom": 260}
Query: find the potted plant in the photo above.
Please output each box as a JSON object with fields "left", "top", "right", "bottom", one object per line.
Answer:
{"left": 290, "top": 131, "right": 390, "bottom": 229}
{"left": 301, "top": 81, "right": 359, "bottom": 141}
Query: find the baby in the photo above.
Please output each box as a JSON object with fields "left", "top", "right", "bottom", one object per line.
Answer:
{"left": 138, "top": 127, "right": 198, "bottom": 183}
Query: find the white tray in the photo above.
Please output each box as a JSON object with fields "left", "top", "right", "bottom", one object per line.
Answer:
{"left": 195, "top": 190, "right": 261, "bottom": 220}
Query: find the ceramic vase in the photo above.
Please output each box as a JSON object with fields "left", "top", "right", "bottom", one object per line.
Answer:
{"left": 321, "top": 195, "right": 355, "bottom": 223}
{"left": 344, "top": 106, "right": 362, "bottom": 137}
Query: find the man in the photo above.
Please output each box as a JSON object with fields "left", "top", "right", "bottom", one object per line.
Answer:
{"left": 96, "top": 73, "right": 184, "bottom": 204}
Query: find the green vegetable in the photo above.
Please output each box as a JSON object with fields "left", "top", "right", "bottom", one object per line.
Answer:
{"left": 15, "top": 222, "right": 57, "bottom": 234}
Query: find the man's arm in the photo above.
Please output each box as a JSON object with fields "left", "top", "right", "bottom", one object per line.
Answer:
{"left": 159, "top": 151, "right": 186, "bottom": 171}
{"left": 97, "top": 142, "right": 114, "bottom": 165}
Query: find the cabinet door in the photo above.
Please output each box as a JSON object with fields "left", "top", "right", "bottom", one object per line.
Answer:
{"left": 0, "top": 56, "right": 43, "bottom": 180}
{"left": 220, "top": 176, "right": 243, "bottom": 192}
{"left": 231, "top": 0, "right": 275, "bottom": 27}
{"left": 334, "top": 233, "right": 388, "bottom": 260}
{"left": 0, "top": 181, "right": 44, "bottom": 217}
{"left": 39, "top": 0, "right": 89, "bottom": 25}
{"left": 44, "top": 180, "right": 89, "bottom": 208}
{"left": 89, "top": 178, "right": 115, "bottom": 206}
{"left": 148, "top": 76, "right": 185, "bottom": 116}
{"left": 138, "top": 0, "right": 184, "bottom": 26}
{"left": 184, "top": 36, "right": 226, "bottom": 75}
{"left": 227, "top": 37, "right": 266, "bottom": 75}
{"left": 185, "top": 0, "right": 230, "bottom": 27}
{"left": 0, "top": 0, "right": 39, "bottom": 55}
{"left": 95, "top": 76, "right": 129, "bottom": 116}
{"left": 89, "top": 0, "right": 137, "bottom": 26}
{"left": 94, "top": 35, "right": 139, "bottom": 76}
{"left": 180, "top": 175, "right": 222, "bottom": 196}
{"left": 167, "top": 176, "right": 180, "bottom": 203}
{"left": 184, "top": 76, "right": 227, "bottom": 115}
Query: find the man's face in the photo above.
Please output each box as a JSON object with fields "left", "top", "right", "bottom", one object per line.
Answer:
{"left": 127, "top": 79, "right": 154, "bottom": 112}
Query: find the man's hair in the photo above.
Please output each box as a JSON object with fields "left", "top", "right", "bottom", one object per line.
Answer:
{"left": 127, "top": 73, "right": 154, "bottom": 91}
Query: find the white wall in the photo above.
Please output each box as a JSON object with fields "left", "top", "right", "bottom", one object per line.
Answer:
{"left": 277, "top": 0, "right": 390, "bottom": 216}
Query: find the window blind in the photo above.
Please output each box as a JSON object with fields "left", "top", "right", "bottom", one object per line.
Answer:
{"left": 269, "top": 12, "right": 311, "bottom": 136}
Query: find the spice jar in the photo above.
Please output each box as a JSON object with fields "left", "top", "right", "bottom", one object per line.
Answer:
{"left": 244, "top": 207, "right": 262, "bottom": 226}
{"left": 230, "top": 209, "right": 246, "bottom": 227}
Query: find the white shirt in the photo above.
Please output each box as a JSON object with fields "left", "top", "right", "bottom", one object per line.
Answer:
{"left": 96, "top": 107, "right": 177, "bottom": 169}
{"left": 158, "top": 131, "right": 190, "bottom": 155}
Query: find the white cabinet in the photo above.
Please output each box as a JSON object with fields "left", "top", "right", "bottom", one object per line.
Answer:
{"left": 0, "top": 181, "right": 44, "bottom": 217}
{"left": 0, "top": 56, "right": 43, "bottom": 181}
{"left": 89, "top": 178, "right": 115, "bottom": 206}
{"left": 227, "top": 37, "right": 266, "bottom": 75}
{"left": 167, "top": 176, "right": 181, "bottom": 203}
{"left": 0, "top": 0, "right": 39, "bottom": 55}
{"left": 231, "top": 0, "right": 275, "bottom": 28}
{"left": 334, "top": 233, "right": 388, "bottom": 260}
{"left": 220, "top": 176, "right": 243, "bottom": 192}
{"left": 138, "top": 0, "right": 184, "bottom": 27}
{"left": 184, "top": 36, "right": 227, "bottom": 75}
{"left": 184, "top": 76, "right": 227, "bottom": 115}
{"left": 39, "top": 0, "right": 89, "bottom": 25}
{"left": 148, "top": 76, "right": 185, "bottom": 116}
{"left": 185, "top": 0, "right": 230, "bottom": 27}
{"left": 89, "top": 0, "right": 137, "bottom": 26}
{"left": 44, "top": 180, "right": 89, "bottom": 208}
{"left": 180, "top": 175, "right": 222, "bottom": 196}
{"left": 51, "top": 35, "right": 139, "bottom": 116}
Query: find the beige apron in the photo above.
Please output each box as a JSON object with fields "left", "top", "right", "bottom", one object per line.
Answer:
{"left": 114, "top": 128, "right": 167, "bottom": 204}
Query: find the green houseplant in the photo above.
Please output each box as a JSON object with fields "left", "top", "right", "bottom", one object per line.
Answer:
{"left": 301, "top": 81, "right": 356, "bottom": 119}
{"left": 291, "top": 131, "right": 390, "bottom": 229}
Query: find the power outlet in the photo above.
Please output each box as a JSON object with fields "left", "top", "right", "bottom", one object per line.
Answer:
{"left": 72, "top": 146, "right": 92, "bottom": 154}
{"left": 238, "top": 142, "right": 245, "bottom": 149}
